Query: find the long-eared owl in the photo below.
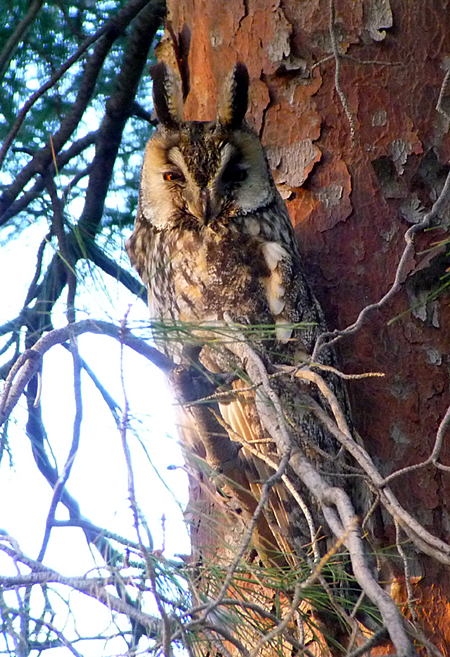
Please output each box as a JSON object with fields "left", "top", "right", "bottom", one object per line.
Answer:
{"left": 126, "top": 62, "right": 357, "bottom": 564}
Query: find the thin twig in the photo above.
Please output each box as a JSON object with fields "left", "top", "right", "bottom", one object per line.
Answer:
{"left": 0, "top": 568, "right": 162, "bottom": 638}
{"left": 0, "top": 319, "right": 173, "bottom": 426}
{"left": 118, "top": 311, "right": 171, "bottom": 655}
{"left": 395, "top": 521, "right": 418, "bottom": 623}
{"left": 310, "top": 363, "right": 385, "bottom": 380}
{"left": 61, "top": 342, "right": 122, "bottom": 426}
{"left": 312, "top": 167, "right": 450, "bottom": 361}
{"left": 328, "top": 0, "right": 356, "bottom": 145}
{"left": 436, "top": 66, "right": 450, "bottom": 121}
{"left": 370, "top": 401, "right": 450, "bottom": 486}
{"left": 311, "top": 53, "right": 401, "bottom": 72}
{"left": 23, "top": 232, "right": 52, "bottom": 307}
{"left": 212, "top": 408, "right": 320, "bottom": 562}
{"left": 36, "top": 326, "right": 83, "bottom": 563}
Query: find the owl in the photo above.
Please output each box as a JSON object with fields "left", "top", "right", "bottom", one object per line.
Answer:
{"left": 126, "top": 62, "right": 360, "bottom": 569}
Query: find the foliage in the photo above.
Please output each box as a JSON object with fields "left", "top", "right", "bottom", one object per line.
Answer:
{"left": 0, "top": 0, "right": 158, "bottom": 236}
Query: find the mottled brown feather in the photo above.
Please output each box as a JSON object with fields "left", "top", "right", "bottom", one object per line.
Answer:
{"left": 126, "top": 63, "right": 363, "bottom": 569}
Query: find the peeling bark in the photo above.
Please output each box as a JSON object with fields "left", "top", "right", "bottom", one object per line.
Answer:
{"left": 164, "top": 0, "right": 450, "bottom": 651}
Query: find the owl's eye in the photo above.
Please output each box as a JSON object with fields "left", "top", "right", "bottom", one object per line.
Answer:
{"left": 163, "top": 170, "right": 185, "bottom": 183}
{"left": 222, "top": 163, "right": 248, "bottom": 184}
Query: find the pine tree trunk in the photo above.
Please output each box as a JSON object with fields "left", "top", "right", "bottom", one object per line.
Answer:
{"left": 162, "top": 0, "right": 450, "bottom": 651}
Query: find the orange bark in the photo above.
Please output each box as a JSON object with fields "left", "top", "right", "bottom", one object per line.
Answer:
{"left": 164, "top": 0, "right": 450, "bottom": 650}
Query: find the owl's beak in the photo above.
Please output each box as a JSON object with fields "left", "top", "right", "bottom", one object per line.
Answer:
{"left": 186, "top": 187, "right": 220, "bottom": 224}
{"left": 200, "top": 187, "right": 220, "bottom": 224}
{"left": 200, "top": 188, "right": 212, "bottom": 223}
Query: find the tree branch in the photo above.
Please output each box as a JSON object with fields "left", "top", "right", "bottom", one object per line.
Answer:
{"left": 0, "top": 132, "right": 97, "bottom": 225}
{"left": 0, "top": 0, "right": 162, "bottom": 221}
{"left": 37, "top": 328, "right": 83, "bottom": 563}
{"left": 77, "top": 0, "right": 165, "bottom": 240}
{"left": 0, "top": 319, "right": 173, "bottom": 427}
{"left": 312, "top": 167, "right": 450, "bottom": 360}
{"left": 0, "top": 0, "right": 44, "bottom": 81}
{"left": 226, "top": 336, "right": 416, "bottom": 655}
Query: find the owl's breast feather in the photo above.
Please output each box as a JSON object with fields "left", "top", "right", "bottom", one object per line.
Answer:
{"left": 155, "top": 224, "right": 292, "bottom": 342}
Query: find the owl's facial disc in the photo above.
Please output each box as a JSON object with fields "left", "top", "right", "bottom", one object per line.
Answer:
{"left": 139, "top": 119, "right": 276, "bottom": 230}
{"left": 161, "top": 124, "right": 273, "bottom": 223}
{"left": 153, "top": 128, "right": 246, "bottom": 224}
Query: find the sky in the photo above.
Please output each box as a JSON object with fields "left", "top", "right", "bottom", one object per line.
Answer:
{"left": 0, "top": 218, "right": 190, "bottom": 655}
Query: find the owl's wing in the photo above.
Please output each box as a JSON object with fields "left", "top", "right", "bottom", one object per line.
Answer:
{"left": 219, "top": 379, "right": 296, "bottom": 564}
{"left": 257, "top": 208, "right": 355, "bottom": 456}
{"left": 169, "top": 365, "right": 296, "bottom": 568}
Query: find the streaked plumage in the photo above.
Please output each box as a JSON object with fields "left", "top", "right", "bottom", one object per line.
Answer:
{"left": 126, "top": 62, "right": 357, "bottom": 567}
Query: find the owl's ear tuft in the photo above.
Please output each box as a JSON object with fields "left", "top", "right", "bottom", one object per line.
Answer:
{"left": 150, "top": 62, "right": 183, "bottom": 128}
{"left": 217, "top": 62, "right": 249, "bottom": 128}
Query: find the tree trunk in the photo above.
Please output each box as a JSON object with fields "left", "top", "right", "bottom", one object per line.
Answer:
{"left": 163, "top": 0, "right": 450, "bottom": 651}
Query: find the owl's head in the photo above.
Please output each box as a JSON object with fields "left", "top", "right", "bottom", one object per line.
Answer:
{"left": 137, "top": 62, "right": 276, "bottom": 229}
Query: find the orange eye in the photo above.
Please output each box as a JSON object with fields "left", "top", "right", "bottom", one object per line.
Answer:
{"left": 163, "top": 171, "right": 184, "bottom": 182}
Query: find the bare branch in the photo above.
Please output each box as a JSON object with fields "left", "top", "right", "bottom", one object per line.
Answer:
{"left": 328, "top": 0, "right": 356, "bottom": 145}
{"left": 226, "top": 337, "right": 416, "bottom": 655}
{"left": 37, "top": 328, "right": 83, "bottom": 563}
{"left": 302, "top": 376, "right": 450, "bottom": 564}
{"left": 0, "top": 319, "right": 173, "bottom": 427}
{"left": 379, "top": 401, "right": 450, "bottom": 486}
{"left": 313, "top": 167, "right": 450, "bottom": 360}
{"left": 0, "top": 0, "right": 44, "bottom": 81}
{"left": 0, "top": 571, "right": 162, "bottom": 638}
